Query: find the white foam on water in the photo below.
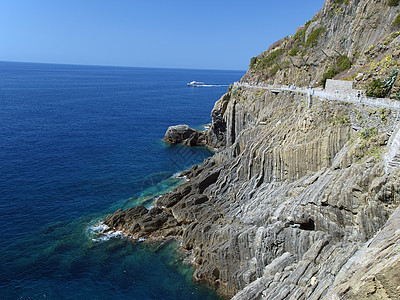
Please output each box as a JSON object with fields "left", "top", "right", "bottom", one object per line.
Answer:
{"left": 92, "top": 230, "right": 125, "bottom": 243}
{"left": 173, "top": 171, "right": 186, "bottom": 178}
{"left": 91, "top": 222, "right": 110, "bottom": 233}
{"left": 86, "top": 221, "right": 126, "bottom": 242}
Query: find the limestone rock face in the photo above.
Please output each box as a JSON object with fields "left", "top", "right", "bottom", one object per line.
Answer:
{"left": 163, "top": 124, "right": 206, "bottom": 146}
{"left": 325, "top": 177, "right": 400, "bottom": 299}
{"left": 206, "top": 93, "right": 230, "bottom": 148}
{"left": 104, "top": 88, "right": 400, "bottom": 298}
{"left": 244, "top": 0, "right": 400, "bottom": 92}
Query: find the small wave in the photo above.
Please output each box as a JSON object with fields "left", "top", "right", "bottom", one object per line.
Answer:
{"left": 86, "top": 222, "right": 125, "bottom": 242}
{"left": 89, "top": 222, "right": 110, "bottom": 234}
{"left": 92, "top": 230, "right": 125, "bottom": 242}
{"left": 173, "top": 171, "right": 183, "bottom": 177}
{"left": 173, "top": 171, "right": 187, "bottom": 179}
{"left": 201, "top": 84, "right": 229, "bottom": 87}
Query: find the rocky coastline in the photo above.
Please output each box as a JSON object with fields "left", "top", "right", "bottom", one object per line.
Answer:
{"left": 104, "top": 88, "right": 400, "bottom": 298}
{"left": 103, "top": 0, "right": 400, "bottom": 298}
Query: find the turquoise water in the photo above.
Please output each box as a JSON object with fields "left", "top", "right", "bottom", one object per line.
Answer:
{"left": 0, "top": 61, "right": 244, "bottom": 299}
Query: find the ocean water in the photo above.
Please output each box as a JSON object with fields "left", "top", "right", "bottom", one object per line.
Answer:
{"left": 0, "top": 61, "right": 244, "bottom": 299}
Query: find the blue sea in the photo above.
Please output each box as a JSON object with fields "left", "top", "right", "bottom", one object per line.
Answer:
{"left": 0, "top": 61, "right": 244, "bottom": 299}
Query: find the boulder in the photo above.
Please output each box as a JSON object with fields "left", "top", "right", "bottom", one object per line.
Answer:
{"left": 163, "top": 124, "right": 206, "bottom": 146}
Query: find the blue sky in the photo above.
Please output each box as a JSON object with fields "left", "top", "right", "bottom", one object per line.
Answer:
{"left": 0, "top": 0, "right": 325, "bottom": 70}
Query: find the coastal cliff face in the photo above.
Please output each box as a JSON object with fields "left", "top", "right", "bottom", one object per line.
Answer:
{"left": 104, "top": 0, "right": 400, "bottom": 298}
{"left": 244, "top": 0, "right": 400, "bottom": 95}
{"left": 105, "top": 87, "right": 400, "bottom": 298}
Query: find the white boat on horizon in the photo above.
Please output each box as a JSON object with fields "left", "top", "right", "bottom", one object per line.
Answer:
{"left": 187, "top": 81, "right": 205, "bottom": 87}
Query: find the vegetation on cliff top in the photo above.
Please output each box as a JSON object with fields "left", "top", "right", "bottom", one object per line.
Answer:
{"left": 245, "top": 0, "right": 400, "bottom": 93}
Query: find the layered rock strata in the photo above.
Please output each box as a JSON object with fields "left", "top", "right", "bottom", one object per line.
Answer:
{"left": 104, "top": 87, "right": 400, "bottom": 298}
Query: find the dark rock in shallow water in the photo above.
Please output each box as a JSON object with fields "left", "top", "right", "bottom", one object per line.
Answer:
{"left": 138, "top": 209, "right": 177, "bottom": 233}
{"left": 104, "top": 206, "right": 148, "bottom": 230}
{"left": 163, "top": 124, "right": 206, "bottom": 146}
{"left": 156, "top": 184, "right": 192, "bottom": 208}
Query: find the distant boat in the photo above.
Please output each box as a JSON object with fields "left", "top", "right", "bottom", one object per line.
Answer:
{"left": 187, "top": 81, "right": 205, "bottom": 87}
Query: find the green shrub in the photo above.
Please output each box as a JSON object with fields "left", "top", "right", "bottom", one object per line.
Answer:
{"left": 392, "top": 14, "right": 400, "bottom": 27}
{"left": 388, "top": 0, "right": 400, "bottom": 7}
{"left": 366, "top": 79, "right": 389, "bottom": 98}
{"left": 261, "top": 48, "right": 285, "bottom": 68}
{"left": 337, "top": 55, "right": 352, "bottom": 72}
{"left": 321, "top": 67, "right": 339, "bottom": 87}
{"left": 293, "top": 20, "right": 313, "bottom": 45}
{"left": 359, "top": 128, "right": 378, "bottom": 140}
{"left": 320, "top": 55, "right": 351, "bottom": 87}
{"left": 250, "top": 57, "right": 257, "bottom": 68}
{"left": 289, "top": 47, "right": 299, "bottom": 56}
{"left": 305, "top": 27, "right": 325, "bottom": 47}
{"left": 390, "top": 31, "right": 400, "bottom": 39}
{"left": 270, "top": 65, "right": 280, "bottom": 75}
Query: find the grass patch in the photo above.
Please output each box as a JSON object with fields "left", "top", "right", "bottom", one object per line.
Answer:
{"left": 320, "top": 55, "right": 352, "bottom": 87}
{"left": 392, "top": 14, "right": 400, "bottom": 27}
{"left": 337, "top": 55, "right": 352, "bottom": 72}
{"left": 289, "top": 47, "right": 299, "bottom": 57}
{"left": 359, "top": 128, "right": 378, "bottom": 140}
{"left": 293, "top": 20, "right": 313, "bottom": 46}
{"left": 305, "top": 27, "right": 325, "bottom": 47}
{"left": 366, "top": 79, "right": 389, "bottom": 98}
{"left": 388, "top": 0, "right": 400, "bottom": 7}
{"left": 332, "top": 114, "right": 350, "bottom": 125}
{"left": 321, "top": 67, "right": 339, "bottom": 87}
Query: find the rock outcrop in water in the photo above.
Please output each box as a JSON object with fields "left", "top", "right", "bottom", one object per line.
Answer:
{"left": 105, "top": 0, "right": 400, "bottom": 298}
{"left": 163, "top": 124, "right": 206, "bottom": 146}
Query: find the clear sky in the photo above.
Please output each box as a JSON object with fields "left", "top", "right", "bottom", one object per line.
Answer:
{"left": 0, "top": 0, "right": 325, "bottom": 70}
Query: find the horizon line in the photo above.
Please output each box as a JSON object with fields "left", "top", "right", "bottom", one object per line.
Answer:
{"left": 0, "top": 60, "right": 247, "bottom": 73}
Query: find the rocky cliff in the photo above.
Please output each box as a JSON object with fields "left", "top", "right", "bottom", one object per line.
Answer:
{"left": 244, "top": 0, "right": 400, "bottom": 97}
{"left": 104, "top": 0, "right": 400, "bottom": 298}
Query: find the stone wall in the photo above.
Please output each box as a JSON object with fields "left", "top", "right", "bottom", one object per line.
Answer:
{"left": 325, "top": 79, "right": 354, "bottom": 94}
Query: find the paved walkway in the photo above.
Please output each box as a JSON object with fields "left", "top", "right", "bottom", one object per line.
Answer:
{"left": 234, "top": 82, "right": 400, "bottom": 111}
{"left": 234, "top": 82, "right": 400, "bottom": 173}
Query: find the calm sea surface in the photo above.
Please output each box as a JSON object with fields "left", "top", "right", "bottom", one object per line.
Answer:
{"left": 0, "top": 61, "right": 244, "bottom": 299}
